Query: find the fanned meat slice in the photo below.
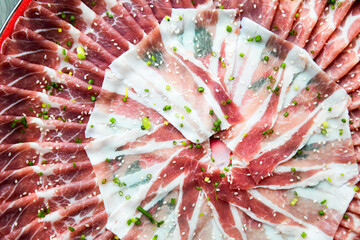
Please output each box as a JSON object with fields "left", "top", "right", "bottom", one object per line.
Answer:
{"left": 0, "top": 179, "right": 99, "bottom": 237}
{"left": 0, "top": 85, "right": 92, "bottom": 123}
{"left": 82, "top": 0, "right": 145, "bottom": 44}
{"left": 146, "top": 0, "right": 172, "bottom": 22}
{"left": 0, "top": 160, "right": 95, "bottom": 204}
{"left": 119, "top": 0, "right": 159, "bottom": 34}
{"left": 217, "top": 0, "right": 279, "bottom": 29}
{"left": 86, "top": 74, "right": 166, "bottom": 139}
{"left": 224, "top": 18, "right": 307, "bottom": 160}
{"left": 339, "top": 63, "right": 360, "bottom": 93}
{"left": 0, "top": 54, "right": 101, "bottom": 104}
{"left": 159, "top": 9, "right": 239, "bottom": 90}
{"left": 0, "top": 116, "right": 88, "bottom": 144}
{"left": 0, "top": 142, "right": 89, "bottom": 171}
{"left": 3, "top": 195, "right": 107, "bottom": 239}
{"left": 1, "top": 28, "right": 105, "bottom": 87}
{"left": 349, "top": 198, "right": 360, "bottom": 215}
{"left": 286, "top": 0, "right": 327, "bottom": 48}
{"left": 341, "top": 212, "right": 360, "bottom": 235}
{"left": 18, "top": 2, "right": 116, "bottom": 68}
{"left": 85, "top": 124, "right": 210, "bottom": 239}
{"left": 349, "top": 90, "right": 360, "bottom": 111}
{"left": 315, "top": 1, "right": 360, "bottom": 69}
{"left": 110, "top": 27, "right": 241, "bottom": 142}
{"left": 305, "top": 0, "right": 355, "bottom": 59}
{"left": 170, "top": 0, "right": 194, "bottom": 8}
{"left": 212, "top": 121, "right": 358, "bottom": 190}
{"left": 200, "top": 170, "right": 355, "bottom": 239}
{"left": 270, "top": 0, "right": 302, "bottom": 38}
{"left": 223, "top": 18, "right": 350, "bottom": 183}
{"left": 326, "top": 35, "right": 360, "bottom": 82}
{"left": 335, "top": 226, "right": 360, "bottom": 240}
{"left": 36, "top": 0, "right": 130, "bottom": 57}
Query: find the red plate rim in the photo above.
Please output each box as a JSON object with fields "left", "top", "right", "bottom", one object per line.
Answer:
{"left": 0, "top": 0, "right": 33, "bottom": 47}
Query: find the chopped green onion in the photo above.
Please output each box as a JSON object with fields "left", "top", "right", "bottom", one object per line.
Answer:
{"left": 254, "top": 35, "right": 262, "bottom": 42}
{"left": 226, "top": 25, "right": 232, "bottom": 33}
{"left": 198, "top": 87, "right": 204, "bottom": 92}
{"left": 184, "top": 106, "right": 192, "bottom": 113}
{"left": 290, "top": 198, "right": 298, "bottom": 206}
{"left": 284, "top": 112, "right": 289, "bottom": 117}
{"left": 76, "top": 46, "right": 86, "bottom": 60}
{"left": 142, "top": 117, "right": 151, "bottom": 130}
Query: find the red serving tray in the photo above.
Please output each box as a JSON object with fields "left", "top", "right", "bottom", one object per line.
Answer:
{"left": 0, "top": 0, "right": 33, "bottom": 47}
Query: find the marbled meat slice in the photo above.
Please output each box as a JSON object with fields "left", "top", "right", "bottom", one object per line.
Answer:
{"left": 0, "top": 85, "right": 92, "bottom": 123}
{"left": 119, "top": 0, "right": 159, "bottom": 34}
{"left": 0, "top": 116, "right": 88, "bottom": 144}
{"left": 0, "top": 142, "right": 90, "bottom": 171}
{"left": 270, "top": 0, "right": 302, "bottom": 39}
{"left": 0, "top": 54, "right": 101, "bottom": 104}
{"left": 217, "top": 0, "right": 279, "bottom": 29}
{"left": 82, "top": 0, "right": 145, "bottom": 44}
{"left": 326, "top": 34, "right": 360, "bottom": 82}
{"left": 1, "top": 28, "right": 105, "bottom": 87}
{"left": 286, "top": 0, "right": 327, "bottom": 48}
{"left": 305, "top": 0, "right": 355, "bottom": 59}
{"left": 315, "top": 1, "right": 360, "bottom": 69}
{"left": 19, "top": 2, "right": 116, "bottom": 67}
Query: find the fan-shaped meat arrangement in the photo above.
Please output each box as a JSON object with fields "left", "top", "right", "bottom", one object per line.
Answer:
{"left": 1, "top": 0, "right": 360, "bottom": 239}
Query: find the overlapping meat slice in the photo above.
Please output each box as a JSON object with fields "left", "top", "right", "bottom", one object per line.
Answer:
{"left": 326, "top": 34, "right": 360, "bottom": 82}
{"left": 217, "top": 0, "right": 279, "bottom": 29}
{"left": 199, "top": 169, "right": 356, "bottom": 239}
{"left": 305, "top": 0, "right": 355, "bottom": 59}
{"left": 159, "top": 9, "right": 239, "bottom": 90}
{"left": 81, "top": 0, "right": 146, "bottom": 44}
{"left": 270, "top": 0, "right": 302, "bottom": 38}
{"left": 86, "top": 71, "right": 166, "bottom": 139}
{"left": 36, "top": 0, "right": 130, "bottom": 57}
{"left": 0, "top": 54, "right": 100, "bottom": 104}
{"left": 286, "top": 0, "right": 327, "bottom": 48}
{"left": 119, "top": 0, "right": 159, "bottom": 34}
{"left": 339, "top": 64, "right": 360, "bottom": 93}
{"left": 0, "top": 116, "right": 88, "bottom": 144}
{"left": 315, "top": 1, "right": 360, "bottom": 70}
{"left": 0, "top": 85, "right": 92, "bottom": 123}
{"left": 110, "top": 26, "right": 241, "bottom": 142}
{"left": 85, "top": 123, "right": 213, "bottom": 239}
{"left": 223, "top": 18, "right": 351, "bottom": 184}
{"left": 1, "top": 28, "right": 105, "bottom": 87}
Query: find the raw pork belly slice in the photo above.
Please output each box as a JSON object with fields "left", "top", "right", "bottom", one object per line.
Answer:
{"left": 270, "top": 0, "right": 302, "bottom": 39}
{"left": 305, "top": 0, "right": 355, "bottom": 59}
{"left": 217, "top": 0, "right": 279, "bottom": 29}
{"left": 36, "top": 0, "right": 130, "bottom": 57}
{"left": 199, "top": 170, "right": 356, "bottom": 239}
{"left": 0, "top": 116, "right": 88, "bottom": 144}
{"left": 86, "top": 125, "right": 216, "bottom": 239}
{"left": 0, "top": 54, "right": 101, "bottom": 104}
{"left": 0, "top": 85, "right": 92, "bottom": 123}
{"left": 223, "top": 18, "right": 350, "bottom": 183}
{"left": 119, "top": 0, "right": 159, "bottom": 34}
{"left": 159, "top": 9, "right": 239, "bottom": 89}
{"left": 315, "top": 1, "right": 360, "bottom": 69}
{"left": 86, "top": 72, "right": 167, "bottom": 139}
{"left": 110, "top": 27, "right": 241, "bottom": 142}
{"left": 0, "top": 142, "right": 90, "bottom": 171}
{"left": 1, "top": 28, "right": 105, "bottom": 87}
{"left": 286, "top": 0, "right": 327, "bottom": 48}
{"left": 326, "top": 34, "right": 360, "bottom": 82}
{"left": 81, "top": 0, "right": 146, "bottom": 44}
